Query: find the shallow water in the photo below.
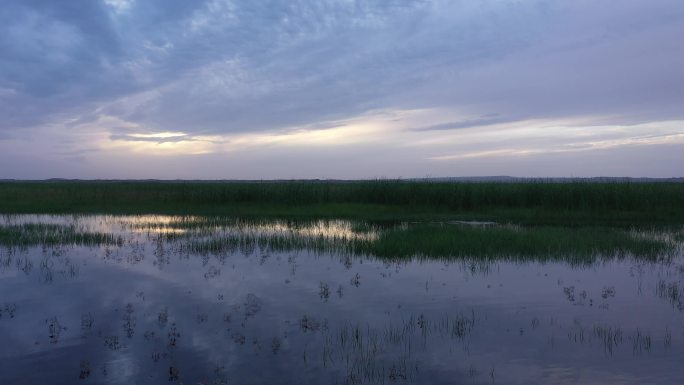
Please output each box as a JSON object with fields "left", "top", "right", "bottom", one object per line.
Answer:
{"left": 0, "top": 215, "right": 683, "bottom": 385}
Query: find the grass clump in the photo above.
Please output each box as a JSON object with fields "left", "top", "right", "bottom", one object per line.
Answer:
{"left": 365, "top": 225, "right": 674, "bottom": 261}
{"left": 180, "top": 223, "right": 676, "bottom": 262}
{"left": 0, "top": 224, "right": 120, "bottom": 247}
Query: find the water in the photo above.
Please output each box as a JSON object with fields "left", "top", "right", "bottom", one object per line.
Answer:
{"left": 0, "top": 215, "right": 683, "bottom": 384}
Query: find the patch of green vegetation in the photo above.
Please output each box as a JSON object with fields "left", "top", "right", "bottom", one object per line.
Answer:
{"left": 182, "top": 223, "right": 676, "bottom": 262}
{"left": 0, "top": 214, "right": 676, "bottom": 262}
{"left": 180, "top": 232, "right": 356, "bottom": 256}
{"left": 367, "top": 225, "right": 674, "bottom": 261}
{"left": 0, "top": 224, "right": 120, "bottom": 247}
{"left": 1, "top": 181, "right": 683, "bottom": 225}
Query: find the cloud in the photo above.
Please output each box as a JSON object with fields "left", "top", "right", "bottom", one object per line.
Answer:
{"left": 1, "top": 0, "right": 683, "bottom": 177}
{"left": 412, "top": 115, "right": 512, "bottom": 131}
{"left": 109, "top": 132, "right": 196, "bottom": 144}
{"left": 427, "top": 121, "right": 684, "bottom": 161}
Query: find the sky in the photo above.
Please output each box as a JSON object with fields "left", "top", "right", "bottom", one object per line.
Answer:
{"left": 1, "top": 0, "right": 683, "bottom": 179}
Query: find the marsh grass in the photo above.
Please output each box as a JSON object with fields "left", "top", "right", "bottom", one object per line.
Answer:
{"left": 1, "top": 215, "right": 677, "bottom": 262}
{"left": 128, "top": 216, "right": 682, "bottom": 261}
{"left": 314, "top": 312, "right": 476, "bottom": 384}
{"left": 1, "top": 181, "right": 683, "bottom": 224}
{"left": 675, "top": 231, "right": 684, "bottom": 242}
{"left": 0, "top": 224, "right": 120, "bottom": 247}
{"left": 179, "top": 222, "right": 677, "bottom": 262}
{"left": 368, "top": 225, "right": 674, "bottom": 260}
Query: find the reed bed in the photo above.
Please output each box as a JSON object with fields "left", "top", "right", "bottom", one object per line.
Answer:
{"left": 1, "top": 181, "right": 683, "bottom": 224}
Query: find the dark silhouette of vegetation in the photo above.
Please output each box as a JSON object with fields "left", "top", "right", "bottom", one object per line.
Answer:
{"left": 1, "top": 180, "right": 684, "bottom": 224}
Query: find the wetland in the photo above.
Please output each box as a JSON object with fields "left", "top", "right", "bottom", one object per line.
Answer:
{"left": 1, "top": 212, "right": 683, "bottom": 384}
{"left": 2, "top": 181, "right": 684, "bottom": 384}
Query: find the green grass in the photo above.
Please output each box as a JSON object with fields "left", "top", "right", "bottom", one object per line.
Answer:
{"left": 0, "top": 215, "right": 677, "bottom": 262}
{"left": 366, "top": 225, "right": 674, "bottom": 261}
{"left": 1, "top": 180, "right": 683, "bottom": 225}
{"left": 181, "top": 223, "right": 677, "bottom": 262}
{"left": 0, "top": 224, "right": 120, "bottom": 247}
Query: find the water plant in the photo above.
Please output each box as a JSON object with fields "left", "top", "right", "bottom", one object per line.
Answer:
{"left": 179, "top": 222, "right": 677, "bottom": 262}
{"left": 0, "top": 223, "right": 120, "bottom": 247}
{"left": 2, "top": 180, "right": 683, "bottom": 224}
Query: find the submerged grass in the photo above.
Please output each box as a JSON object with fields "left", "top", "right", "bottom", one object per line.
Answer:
{"left": 0, "top": 213, "right": 677, "bottom": 262}
{"left": 180, "top": 223, "right": 677, "bottom": 262}
{"left": 1, "top": 181, "right": 683, "bottom": 225}
{"left": 0, "top": 224, "right": 120, "bottom": 247}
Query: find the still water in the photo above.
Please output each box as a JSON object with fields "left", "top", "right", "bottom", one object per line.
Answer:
{"left": 0, "top": 215, "right": 683, "bottom": 384}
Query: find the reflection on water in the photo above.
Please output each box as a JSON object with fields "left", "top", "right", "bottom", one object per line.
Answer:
{"left": 0, "top": 215, "right": 683, "bottom": 384}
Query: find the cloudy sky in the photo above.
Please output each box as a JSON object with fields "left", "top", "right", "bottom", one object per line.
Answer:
{"left": 1, "top": 0, "right": 683, "bottom": 179}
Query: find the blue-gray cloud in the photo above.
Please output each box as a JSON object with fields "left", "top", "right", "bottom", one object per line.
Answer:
{"left": 108, "top": 133, "right": 196, "bottom": 144}
{"left": 2, "top": 0, "right": 680, "bottom": 135}
{"left": 1, "top": 0, "right": 683, "bottom": 178}
{"left": 412, "top": 115, "right": 512, "bottom": 131}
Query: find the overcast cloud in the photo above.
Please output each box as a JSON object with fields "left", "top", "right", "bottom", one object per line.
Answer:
{"left": 1, "top": 0, "right": 683, "bottom": 178}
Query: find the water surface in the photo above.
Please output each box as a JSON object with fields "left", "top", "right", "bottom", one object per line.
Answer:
{"left": 1, "top": 215, "right": 683, "bottom": 384}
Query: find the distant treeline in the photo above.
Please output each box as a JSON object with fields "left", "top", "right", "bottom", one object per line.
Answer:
{"left": 1, "top": 181, "right": 683, "bottom": 223}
